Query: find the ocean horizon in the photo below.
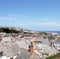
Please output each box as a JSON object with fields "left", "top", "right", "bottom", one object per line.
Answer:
{"left": 44, "top": 31, "right": 60, "bottom": 34}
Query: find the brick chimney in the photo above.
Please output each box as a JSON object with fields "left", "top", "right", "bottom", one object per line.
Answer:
{"left": 28, "top": 42, "right": 34, "bottom": 53}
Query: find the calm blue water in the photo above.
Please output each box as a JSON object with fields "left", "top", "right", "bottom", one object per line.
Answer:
{"left": 47, "top": 31, "right": 60, "bottom": 34}
{"left": 45, "top": 31, "right": 60, "bottom": 34}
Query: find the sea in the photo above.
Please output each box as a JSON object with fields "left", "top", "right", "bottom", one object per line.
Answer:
{"left": 45, "top": 31, "right": 60, "bottom": 34}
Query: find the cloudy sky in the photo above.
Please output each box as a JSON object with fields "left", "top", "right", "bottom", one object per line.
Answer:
{"left": 0, "top": 0, "right": 60, "bottom": 31}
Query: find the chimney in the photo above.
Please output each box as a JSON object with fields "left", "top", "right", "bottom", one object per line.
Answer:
{"left": 28, "top": 42, "right": 34, "bottom": 53}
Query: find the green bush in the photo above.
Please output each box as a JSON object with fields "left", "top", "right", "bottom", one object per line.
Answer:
{"left": 0, "top": 28, "right": 20, "bottom": 33}
{"left": 46, "top": 53, "right": 60, "bottom": 59}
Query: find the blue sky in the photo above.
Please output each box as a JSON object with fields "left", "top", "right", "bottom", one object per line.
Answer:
{"left": 0, "top": 0, "right": 60, "bottom": 31}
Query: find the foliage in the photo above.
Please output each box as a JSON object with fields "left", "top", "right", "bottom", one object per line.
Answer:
{"left": 46, "top": 53, "right": 60, "bottom": 59}
{"left": 39, "top": 32, "right": 47, "bottom": 35}
{"left": 24, "top": 32, "right": 32, "bottom": 34}
{"left": 0, "top": 28, "right": 21, "bottom": 33}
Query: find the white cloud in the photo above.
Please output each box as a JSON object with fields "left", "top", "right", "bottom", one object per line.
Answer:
{"left": 0, "top": 16, "right": 16, "bottom": 20}
{"left": 10, "top": 15, "right": 27, "bottom": 18}
{"left": 0, "top": 15, "right": 27, "bottom": 20}
{"left": 16, "top": 21, "right": 60, "bottom": 27}
{"left": 40, "top": 22, "right": 60, "bottom": 26}
{"left": 0, "top": 15, "right": 60, "bottom": 27}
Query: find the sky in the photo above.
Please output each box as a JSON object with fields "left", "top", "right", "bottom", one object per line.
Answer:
{"left": 0, "top": 0, "right": 60, "bottom": 31}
